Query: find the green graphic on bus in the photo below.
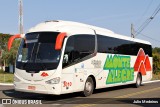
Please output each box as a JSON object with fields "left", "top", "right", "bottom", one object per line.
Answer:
{"left": 104, "top": 55, "right": 134, "bottom": 84}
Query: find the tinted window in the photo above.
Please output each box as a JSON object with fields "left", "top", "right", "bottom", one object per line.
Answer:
{"left": 16, "top": 32, "right": 60, "bottom": 71}
{"left": 74, "top": 35, "right": 95, "bottom": 58}
{"left": 97, "top": 35, "right": 152, "bottom": 56}
{"left": 63, "top": 34, "right": 95, "bottom": 67}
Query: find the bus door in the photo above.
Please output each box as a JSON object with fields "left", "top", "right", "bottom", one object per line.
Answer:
{"left": 61, "top": 27, "right": 96, "bottom": 92}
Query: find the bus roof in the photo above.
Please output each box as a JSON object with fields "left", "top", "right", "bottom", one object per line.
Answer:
{"left": 28, "top": 20, "right": 151, "bottom": 45}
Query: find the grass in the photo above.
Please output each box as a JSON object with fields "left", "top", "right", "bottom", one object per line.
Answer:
{"left": 0, "top": 70, "right": 14, "bottom": 83}
{"left": 152, "top": 72, "right": 160, "bottom": 80}
{"left": 0, "top": 73, "right": 14, "bottom": 83}
{"left": 0, "top": 69, "right": 160, "bottom": 83}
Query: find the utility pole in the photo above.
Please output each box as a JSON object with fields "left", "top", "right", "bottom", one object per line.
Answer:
{"left": 19, "top": 0, "right": 24, "bottom": 34}
{"left": 131, "top": 23, "right": 135, "bottom": 38}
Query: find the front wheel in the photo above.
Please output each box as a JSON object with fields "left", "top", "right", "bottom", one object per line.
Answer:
{"left": 82, "top": 77, "right": 94, "bottom": 97}
{"left": 135, "top": 73, "right": 142, "bottom": 88}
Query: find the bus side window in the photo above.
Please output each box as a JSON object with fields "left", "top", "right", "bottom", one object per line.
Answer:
{"left": 63, "top": 35, "right": 95, "bottom": 68}
{"left": 74, "top": 35, "right": 95, "bottom": 59}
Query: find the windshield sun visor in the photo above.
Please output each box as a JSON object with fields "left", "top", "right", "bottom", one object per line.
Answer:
{"left": 8, "top": 34, "right": 24, "bottom": 51}
{"left": 55, "top": 32, "right": 67, "bottom": 50}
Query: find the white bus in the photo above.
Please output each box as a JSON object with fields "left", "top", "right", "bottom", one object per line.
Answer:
{"left": 8, "top": 20, "right": 152, "bottom": 96}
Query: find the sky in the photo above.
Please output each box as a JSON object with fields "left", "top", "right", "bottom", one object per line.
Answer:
{"left": 0, "top": 0, "right": 160, "bottom": 47}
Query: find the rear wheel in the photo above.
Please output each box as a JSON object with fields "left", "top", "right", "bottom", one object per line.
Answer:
{"left": 135, "top": 73, "right": 142, "bottom": 88}
{"left": 82, "top": 77, "right": 94, "bottom": 97}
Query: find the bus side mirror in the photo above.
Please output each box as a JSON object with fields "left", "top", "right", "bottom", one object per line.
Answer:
{"left": 8, "top": 34, "right": 22, "bottom": 51}
{"left": 55, "top": 32, "right": 67, "bottom": 50}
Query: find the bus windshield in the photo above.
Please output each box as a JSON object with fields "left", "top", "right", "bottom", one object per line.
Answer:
{"left": 16, "top": 32, "right": 61, "bottom": 71}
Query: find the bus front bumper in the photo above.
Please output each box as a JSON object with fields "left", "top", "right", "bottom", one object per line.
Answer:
{"left": 14, "top": 82, "right": 61, "bottom": 95}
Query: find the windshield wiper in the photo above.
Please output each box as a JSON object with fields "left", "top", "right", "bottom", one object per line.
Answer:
{"left": 30, "top": 43, "right": 36, "bottom": 61}
{"left": 35, "top": 43, "right": 47, "bottom": 70}
{"left": 22, "top": 42, "right": 37, "bottom": 70}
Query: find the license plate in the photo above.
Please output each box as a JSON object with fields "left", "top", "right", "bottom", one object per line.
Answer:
{"left": 28, "top": 86, "right": 36, "bottom": 90}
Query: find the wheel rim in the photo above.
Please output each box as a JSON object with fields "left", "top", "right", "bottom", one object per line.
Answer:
{"left": 85, "top": 81, "right": 92, "bottom": 93}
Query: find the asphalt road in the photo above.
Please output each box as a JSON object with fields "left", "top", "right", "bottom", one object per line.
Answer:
{"left": 0, "top": 81, "right": 160, "bottom": 107}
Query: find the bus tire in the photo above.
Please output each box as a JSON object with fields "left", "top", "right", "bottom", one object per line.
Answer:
{"left": 82, "top": 77, "right": 94, "bottom": 97}
{"left": 135, "top": 73, "right": 142, "bottom": 88}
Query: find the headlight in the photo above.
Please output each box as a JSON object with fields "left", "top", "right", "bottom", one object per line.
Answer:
{"left": 45, "top": 77, "right": 60, "bottom": 84}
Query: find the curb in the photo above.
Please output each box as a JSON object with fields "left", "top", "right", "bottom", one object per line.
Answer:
{"left": 0, "top": 83, "right": 13, "bottom": 86}
{"left": 143, "top": 80, "right": 160, "bottom": 84}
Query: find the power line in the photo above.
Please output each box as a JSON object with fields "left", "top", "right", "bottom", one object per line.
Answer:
{"left": 139, "top": 33, "right": 160, "bottom": 43}
{"left": 136, "top": 0, "right": 153, "bottom": 25}
{"left": 143, "top": 0, "right": 153, "bottom": 16}
{"left": 135, "top": 3, "right": 160, "bottom": 37}
{"left": 135, "top": 18, "right": 152, "bottom": 36}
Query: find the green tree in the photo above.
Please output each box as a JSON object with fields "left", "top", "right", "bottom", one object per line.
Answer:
{"left": 2, "top": 40, "right": 20, "bottom": 66}
{"left": 153, "top": 47, "right": 160, "bottom": 54}
{"left": 152, "top": 47, "right": 160, "bottom": 74}
{"left": 0, "top": 33, "right": 20, "bottom": 69}
{"left": 0, "top": 33, "right": 10, "bottom": 69}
